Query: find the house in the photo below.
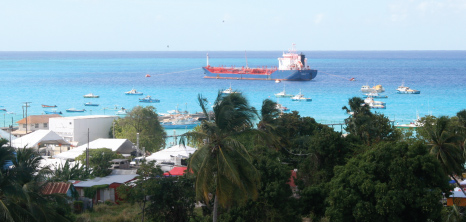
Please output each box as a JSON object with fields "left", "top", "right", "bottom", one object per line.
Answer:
{"left": 11, "top": 130, "right": 71, "bottom": 153}
{"left": 41, "top": 182, "right": 77, "bottom": 199}
{"left": 13, "top": 114, "right": 61, "bottom": 137}
{"left": 54, "top": 138, "right": 135, "bottom": 160}
{"left": 49, "top": 115, "right": 118, "bottom": 146}
{"left": 447, "top": 191, "right": 466, "bottom": 206}
{"left": 73, "top": 170, "right": 138, "bottom": 204}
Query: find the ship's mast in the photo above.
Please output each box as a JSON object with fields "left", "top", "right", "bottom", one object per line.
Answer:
{"left": 245, "top": 51, "right": 248, "bottom": 69}
{"left": 206, "top": 53, "right": 209, "bottom": 67}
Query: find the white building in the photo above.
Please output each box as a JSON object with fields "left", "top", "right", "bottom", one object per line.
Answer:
{"left": 49, "top": 115, "right": 118, "bottom": 146}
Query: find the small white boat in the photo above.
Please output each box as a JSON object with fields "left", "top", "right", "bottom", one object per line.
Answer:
{"left": 83, "top": 93, "right": 99, "bottom": 98}
{"left": 275, "top": 103, "right": 289, "bottom": 112}
{"left": 361, "top": 84, "right": 385, "bottom": 93}
{"left": 275, "top": 86, "right": 294, "bottom": 98}
{"left": 363, "top": 92, "right": 388, "bottom": 98}
{"left": 139, "top": 95, "right": 160, "bottom": 103}
{"left": 125, "top": 88, "right": 143, "bottom": 95}
{"left": 116, "top": 108, "right": 128, "bottom": 115}
{"left": 396, "top": 82, "right": 420, "bottom": 94}
{"left": 363, "top": 97, "right": 386, "bottom": 109}
{"left": 275, "top": 80, "right": 281, "bottom": 83}
{"left": 291, "top": 90, "right": 312, "bottom": 102}
{"left": 84, "top": 102, "right": 99, "bottom": 106}
{"left": 66, "top": 108, "right": 86, "bottom": 112}
{"left": 221, "top": 84, "right": 241, "bottom": 95}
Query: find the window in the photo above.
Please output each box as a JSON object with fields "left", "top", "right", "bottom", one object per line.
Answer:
{"left": 43, "top": 123, "right": 48, "bottom": 128}
{"left": 35, "top": 124, "right": 39, "bottom": 128}
{"left": 22, "top": 124, "right": 26, "bottom": 128}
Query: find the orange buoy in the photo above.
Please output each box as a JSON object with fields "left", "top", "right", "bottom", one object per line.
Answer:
{"left": 145, "top": 74, "right": 151, "bottom": 77}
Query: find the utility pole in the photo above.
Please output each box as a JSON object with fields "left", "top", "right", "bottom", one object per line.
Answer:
{"left": 112, "top": 121, "right": 115, "bottom": 138}
{"left": 23, "top": 102, "right": 31, "bottom": 134}
{"left": 9, "top": 117, "right": 12, "bottom": 147}
{"left": 137, "top": 132, "right": 140, "bottom": 156}
{"left": 86, "top": 128, "right": 90, "bottom": 172}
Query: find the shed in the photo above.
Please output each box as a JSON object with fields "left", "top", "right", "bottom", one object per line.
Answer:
{"left": 447, "top": 191, "right": 466, "bottom": 206}
{"left": 145, "top": 144, "right": 196, "bottom": 164}
{"left": 73, "top": 173, "right": 138, "bottom": 204}
{"left": 41, "top": 182, "right": 76, "bottom": 199}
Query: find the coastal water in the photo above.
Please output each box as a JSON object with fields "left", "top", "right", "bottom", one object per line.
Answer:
{"left": 1, "top": 51, "right": 466, "bottom": 131}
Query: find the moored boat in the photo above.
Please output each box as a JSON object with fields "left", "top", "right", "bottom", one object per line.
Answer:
{"left": 84, "top": 102, "right": 99, "bottom": 106}
{"left": 363, "top": 97, "right": 386, "bottom": 109}
{"left": 221, "top": 84, "right": 241, "bottom": 95}
{"left": 396, "top": 82, "right": 420, "bottom": 94}
{"left": 275, "top": 103, "right": 289, "bottom": 112}
{"left": 42, "top": 104, "right": 57, "bottom": 108}
{"left": 291, "top": 90, "right": 312, "bottom": 102}
{"left": 363, "top": 92, "right": 388, "bottom": 98}
{"left": 44, "top": 110, "right": 62, "bottom": 114}
{"left": 125, "top": 88, "right": 143, "bottom": 95}
{"left": 116, "top": 108, "right": 128, "bottom": 115}
{"left": 361, "top": 84, "right": 385, "bottom": 93}
{"left": 83, "top": 93, "right": 99, "bottom": 98}
{"left": 139, "top": 95, "right": 160, "bottom": 103}
{"left": 275, "top": 86, "right": 294, "bottom": 98}
{"left": 203, "top": 44, "right": 318, "bottom": 81}
{"left": 66, "top": 108, "right": 86, "bottom": 112}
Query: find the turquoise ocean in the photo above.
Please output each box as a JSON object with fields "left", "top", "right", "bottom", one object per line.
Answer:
{"left": 1, "top": 51, "right": 466, "bottom": 133}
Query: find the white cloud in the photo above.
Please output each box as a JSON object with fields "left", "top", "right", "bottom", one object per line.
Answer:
{"left": 388, "top": 3, "right": 408, "bottom": 22}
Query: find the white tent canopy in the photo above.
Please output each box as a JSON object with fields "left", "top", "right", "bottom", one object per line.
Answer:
{"left": 54, "top": 138, "right": 135, "bottom": 160}
{"left": 145, "top": 144, "right": 197, "bottom": 163}
{"left": 11, "top": 130, "right": 70, "bottom": 149}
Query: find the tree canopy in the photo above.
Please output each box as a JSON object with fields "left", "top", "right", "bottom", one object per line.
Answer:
{"left": 113, "top": 106, "right": 166, "bottom": 153}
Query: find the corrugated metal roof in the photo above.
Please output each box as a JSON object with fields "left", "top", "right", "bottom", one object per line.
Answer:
{"left": 73, "top": 174, "right": 138, "bottom": 188}
{"left": 17, "top": 114, "right": 62, "bottom": 124}
{"left": 41, "top": 182, "right": 71, "bottom": 195}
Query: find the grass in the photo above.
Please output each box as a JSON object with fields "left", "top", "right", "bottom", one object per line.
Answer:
{"left": 75, "top": 202, "right": 141, "bottom": 222}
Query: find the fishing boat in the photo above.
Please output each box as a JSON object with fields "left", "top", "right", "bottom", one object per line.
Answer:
{"left": 276, "top": 103, "right": 289, "bottom": 112}
{"left": 66, "top": 108, "right": 86, "bottom": 112}
{"left": 396, "top": 82, "right": 420, "bottom": 94}
{"left": 221, "top": 84, "right": 241, "bottom": 95}
{"left": 83, "top": 93, "right": 99, "bottom": 98}
{"left": 291, "top": 90, "right": 312, "bottom": 102}
{"left": 125, "top": 88, "right": 143, "bottom": 95}
{"left": 84, "top": 102, "right": 99, "bottom": 106}
{"left": 42, "top": 104, "right": 57, "bottom": 108}
{"left": 361, "top": 85, "right": 385, "bottom": 93}
{"left": 139, "top": 95, "right": 160, "bottom": 103}
{"left": 363, "top": 92, "right": 388, "bottom": 98}
{"left": 116, "top": 108, "right": 128, "bottom": 115}
{"left": 363, "top": 97, "right": 386, "bottom": 109}
{"left": 203, "top": 44, "right": 318, "bottom": 81}
{"left": 274, "top": 86, "right": 294, "bottom": 98}
{"left": 44, "top": 110, "right": 62, "bottom": 114}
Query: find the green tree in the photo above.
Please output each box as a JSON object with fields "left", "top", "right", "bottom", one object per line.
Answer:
{"left": 114, "top": 106, "right": 166, "bottom": 153}
{"left": 1, "top": 147, "right": 72, "bottom": 222}
{"left": 185, "top": 93, "right": 260, "bottom": 222}
{"left": 118, "top": 160, "right": 163, "bottom": 222}
{"left": 76, "top": 148, "right": 123, "bottom": 177}
{"left": 342, "top": 97, "right": 398, "bottom": 146}
{"left": 423, "top": 116, "right": 465, "bottom": 191}
{"left": 146, "top": 175, "right": 196, "bottom": 222}
{"left": 219, "top": 147, "right": 300, "bottom": 222}
{"left": 51, "top": 160, "right": 90, "bottom": 181}
{"left": 325, "top": 142, "right": 450, "bottom": 222}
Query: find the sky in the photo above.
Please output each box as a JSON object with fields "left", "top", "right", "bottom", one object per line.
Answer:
{"left": 1, "top": 0, "right": 465, "bottom": 51}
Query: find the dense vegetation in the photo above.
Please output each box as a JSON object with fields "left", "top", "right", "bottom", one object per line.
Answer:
{"left": 2, "top": 94, "right": 466, "bottom": 222}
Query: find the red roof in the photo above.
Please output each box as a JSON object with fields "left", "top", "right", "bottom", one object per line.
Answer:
{"left": 41, "top": 182, "right": 71, "bottom": 195}
{"left": 163, "top": 166, "right": 188, "bottom": 176}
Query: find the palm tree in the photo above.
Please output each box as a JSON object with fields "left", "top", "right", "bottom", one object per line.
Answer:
{"left": 185, "top": 92, "right": 260, "bottom": 222}
{"left": 424, "top": 116, "right": 465, "bottom": 194}
{"left": 1, "top": 147, "right": 72, "bottom": 221}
